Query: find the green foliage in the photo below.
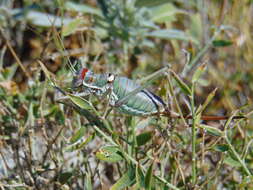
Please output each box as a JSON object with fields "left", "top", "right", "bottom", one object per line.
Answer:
{"left": 110, "top": 168, "right": 135, "bottom": 190}
{"left": 136, "top": 131, "right": 153, "bottom": 146}
{"left": 96, "top": 146, "right": 124, "bottom": 163}
{"left": 0, "top": 0, "right": 253, "bottom": 190}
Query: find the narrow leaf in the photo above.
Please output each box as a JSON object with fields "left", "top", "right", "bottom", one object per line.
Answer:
{"left": 62, "top": 18, "right": 84, "bottom": 37}
{"left": 198, "top": 124, "right": 223, "bottom": 137}
{"left": 212, "top": 40, "right": 233, "bottom": 47}
{"left": 197, "top": 88, "right": 217, "bottom": 115}
{"left": 136, "top": 166, "right": 145, "bottom": 188}
{"left": 76, "top": 133, "right": 95, "bottom": 149}
{"left": 65, "top": 1, "right": 103, "bottom": 17}
{"left": 96, "top": 146, "right": 123, "bottom": 163}
{"left": 213, "top": 144, "right": 230, "bottom": 152}
{"left": 67, "top": 94, "right": 95, "bottom": 111}
{"left": 192, "top": 63, "right": 206, "bottom": 83}
{"left": 170, "top": 71, "right": 191, "bottom": 95}
{"left": 27, "top": 11, "right": 72, "bottom": 27}
{"left": 110, "top": 169, "right": 135, "bottom": 190}
{"left": 136, "top": 132, "right": 153, "bottom": 146}
{"left": 150, "top": 3, "right": 187, "bottom": 23}
{"left": 224, "top": 157, "right": 241, "bottom": 167}
{"left": 70, "top": 126, "right": 85, "bottom": 144}
{"left": 85, "top": 173, "right": 93, "bottom": 190}
{"left": 65, "top": 133, "right": 95, "bottom": 152}
{"left": 145, "top": 162, "right": 154, "bottom": 190}
{"left": 146, "top": 29, "right": 198, "bottom": 44}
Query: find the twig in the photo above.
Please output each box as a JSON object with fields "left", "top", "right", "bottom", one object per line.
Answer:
{"left": 190, "top": 84, "right": 197, "bottom": 185}
{"left": 42, "top": 125, "right": 65, "bottom": 164}
{"left": 44, "top": 48, "right": 86, "bottom": 61}
{"left": 92, "top": 125, "right": 180, "bottom": 190}
{"left": 0, "top": 29, "right": 31, "bottom": 79}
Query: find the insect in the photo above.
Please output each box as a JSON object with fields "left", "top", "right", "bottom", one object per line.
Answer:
{"left": 72, "top": 68, "right": 167, "bottom": 117}
{"left": 70, "top": 67, "right": 245, "bottom": 121}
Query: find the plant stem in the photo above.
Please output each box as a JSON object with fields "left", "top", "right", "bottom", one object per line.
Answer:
{"left": 222, "top": 112, "right": 252, "bottom": 176}
{"left": 190, "top": 84, "right": 197, "bottom": 184}
{"left": 92, "top": 125, "right": 180, "bottom": 190}
{"left": 224, "top": 135, "right": 252, "bottom": 176}
{"left": 182, "top": 26, "right": 222, "bottom": 76}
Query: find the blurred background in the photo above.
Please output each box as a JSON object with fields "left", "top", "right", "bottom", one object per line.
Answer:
{"left": 0, "top": 0, "right": 252, "bottom": 189}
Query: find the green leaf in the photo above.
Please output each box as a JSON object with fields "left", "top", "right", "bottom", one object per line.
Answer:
{"left": 136, "top": 132, "right": 153, "bottom": 146}
{"left": 192, "top": 63, "right": 206, "bottom": 83}
{"left": 136, "top": 166, "right": 145, "bottom": 188}
{"left": 189, "top": 13, "right": 202, "bottom": 41}
{"left": 67, "top": 94, "right": 95, "bottom": 111}
{"left": 213, "top": 144, "right": 230, "bottom": 152}
{"left": 110, "top": 169, "right": 135, "bottom": 190}
{"left": 85, "top": 173, "right": 93, "bottom": 190}
{"left": 62, "top": 18, "right": 85, "bottom": 37}
{"left": 96, "top": 146, "right": 123, "bottom": 163}
{"left": 198, "top": 124, "right": 223, "bottom": 137}
{"left": 145, "top": 162, "right": 154, "bottom": 190}
{"left": 55, "top": 109, "right": 65, "bottom": 125}
{"left": 65, "top": 133, "right": 95, "bottom": 152}
{"left": 65, "top": 1, "right": 103, "bottom": 17}
{"left": 212, "top": 40, "right": 233, "bottom": 47}
{"left": 58, "top": 172, "right": 73, "bottom": 184}
{"left": 150, "top": 3, "right": 186, "bottom": 23}
{"left": 170, "top": 71, "right": 191, "bottom": 95}
{"left": 26, "top": 11, "right": 72, "bottom": 27}
{"left": 136, "top": 0, "right": 171, "bottom": 7}
{"left": 70, "top": 126, "right": 85, "bottom": 144}
{"left": 146, "top": 29, "right": 198, "bottom": 44}
{"left": 77, "top": 133, "right": 95, "bottom": 149}
{"left": 197, "top": 88, "right": 217, "bottom": 115}
{"left": 224, "top": 157, "right": 241, "bottom": 167}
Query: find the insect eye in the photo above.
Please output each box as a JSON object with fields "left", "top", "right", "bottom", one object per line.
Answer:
{"left": 107, "top": 73, "right": 115, "bottom": 83}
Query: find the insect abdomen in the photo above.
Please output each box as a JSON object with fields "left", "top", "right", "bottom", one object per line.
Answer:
{"left": 112, "top": 77, "right": 165, "bottom": 116}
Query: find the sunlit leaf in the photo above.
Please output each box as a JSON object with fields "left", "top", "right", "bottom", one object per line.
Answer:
{"left": 67, "top": 94, "right": 95, "bottom": 111}
{"left": 70, "top": 126, "right": 85, "bottom": 144}
{"left": 65, "top": 133, "right": 95, "bottom": 152}
{"left": 96, "top": 146, "right": 123, "bottom": 163}
{"left": 76, "top": 133, "right": 95, "bottom": 149}
{"left": 65, "top": 1, "right": 103, "bottom": 17}
{"left": 62, "top": 18, "right": 85, "bottom": 37}
{"left": 150, "top": 3, "right": 186, "bottom": 23}
{"left": 146, "top": 29, "right": 198, "bottom": 44}
{"left": 198, "top": 124, "right": 223, "bottom": 137}
{"left": 26, "top": 11, "right": 72, "bottom": 27}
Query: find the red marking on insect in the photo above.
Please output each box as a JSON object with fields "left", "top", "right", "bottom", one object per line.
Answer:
{"left": 80, "top": 68, "right": 89, "bottom": 80}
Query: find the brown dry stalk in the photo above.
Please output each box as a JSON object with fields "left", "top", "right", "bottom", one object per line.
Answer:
{"left": 0, "top": 29, "right": 31, "bottom": 79}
